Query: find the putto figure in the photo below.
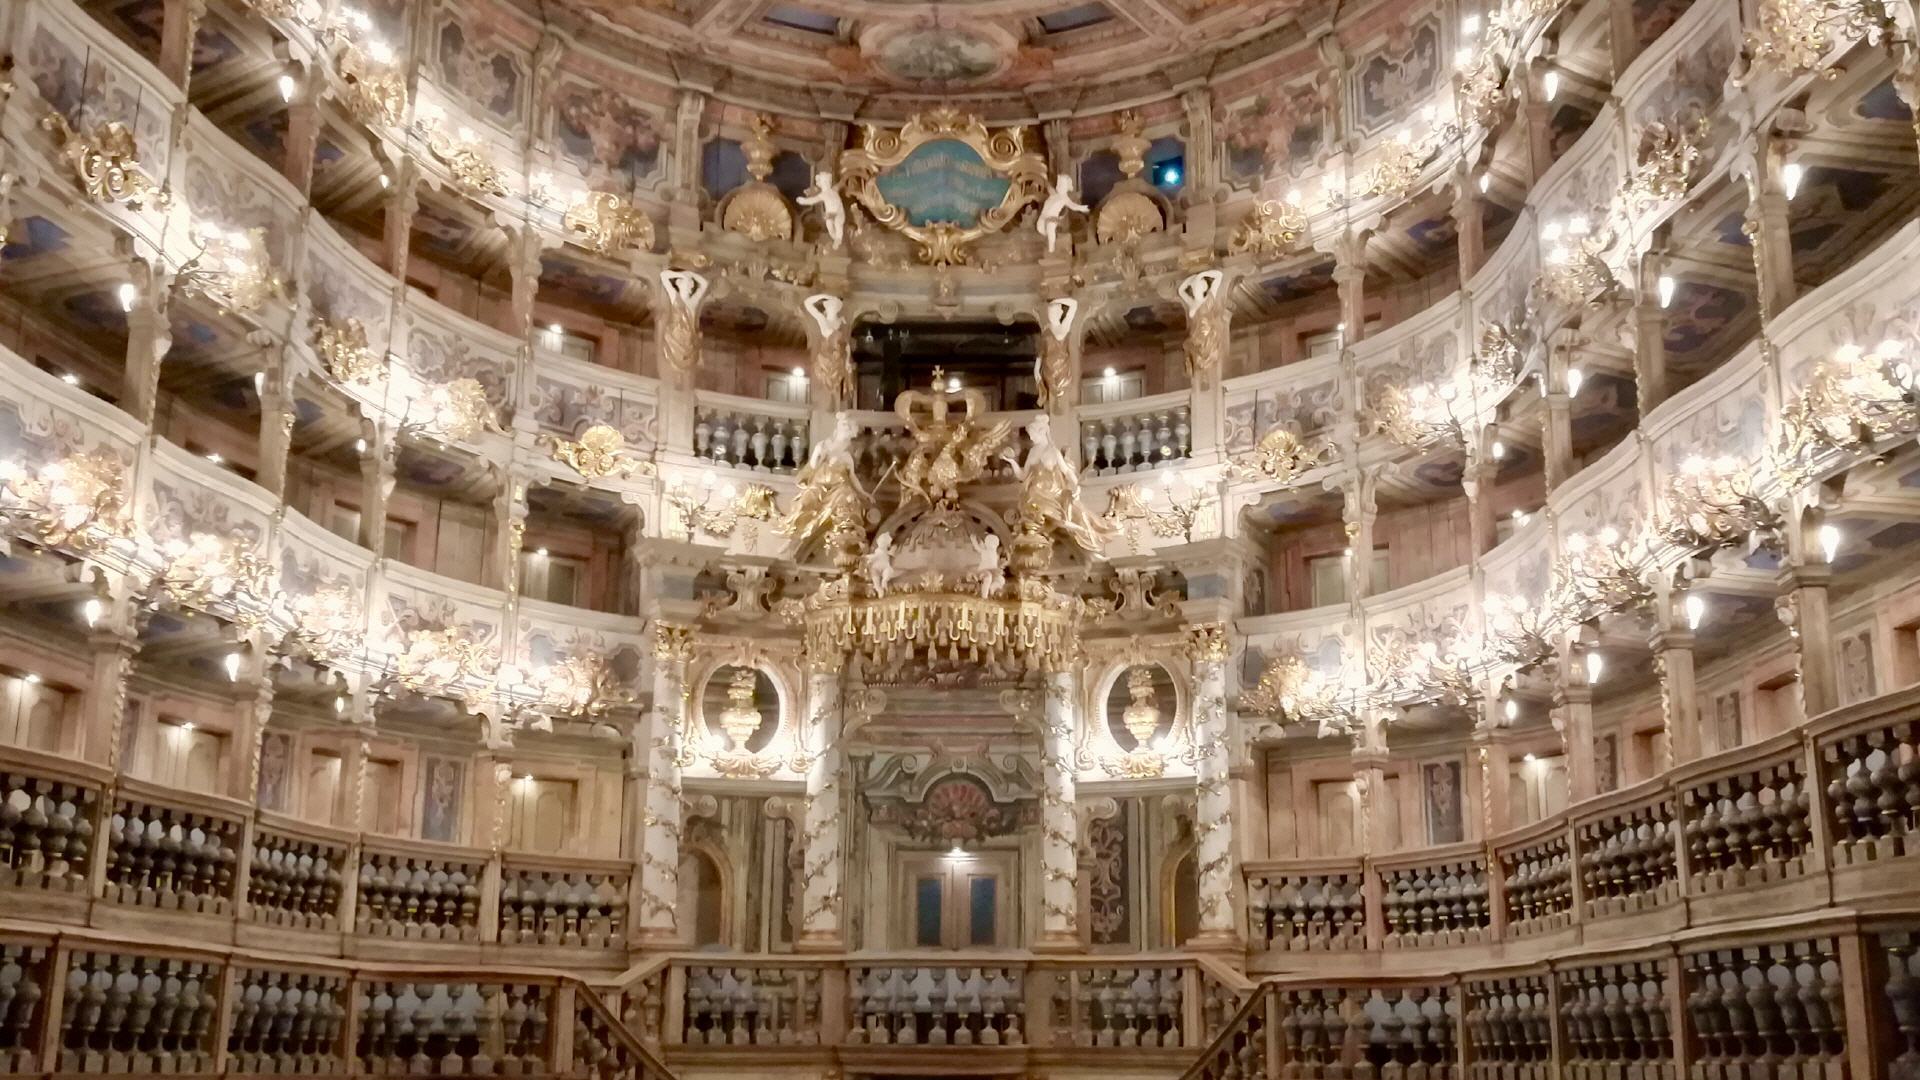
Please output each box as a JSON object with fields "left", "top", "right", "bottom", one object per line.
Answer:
{"left": 797, "top": 170, "right": 847, "bottom": 248}
{"left": 1036, "top": 174, "right": 1087, "bottom": 254}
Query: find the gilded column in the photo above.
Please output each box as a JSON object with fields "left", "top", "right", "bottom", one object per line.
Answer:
{"left": 636, "top": 622, "right": 693, "bottom": 944}
{"left": 1038, "top": 669, "right": 1079, "bottom": 948}
{"left": 798, "top": 657, "right": 845, "bottom": 948}
{"left": 1186, "top": 624, "right": 1237, "bottom": 944}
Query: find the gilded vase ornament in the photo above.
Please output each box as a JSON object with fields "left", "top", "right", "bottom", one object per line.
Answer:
{"left": 895, "top": 370, "right": 1013, "bottom": 506}
{"left": 41, "top": 114, "right": 164, "bottom": 211}
{"left": 564, "top": 191, "right": 654, "bottom": 256}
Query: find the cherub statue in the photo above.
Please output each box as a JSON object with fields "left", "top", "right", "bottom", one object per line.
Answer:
{"left": 797, "top": 170, "right": 846, "bottom": 248}
{"left": 1036, "top": 173, "right": 1088, "bottom": 254}
{"left": 1004, "top": 413, "right": 1113, "bottom": 552}
{"left": 969, "top": 533, "right": 1005, "bottom": 599}
{"left": 864, "top": 532, "right": 897, "bottom": 595}
{"left": 777, "top": 412, "right": 871, "bottom": 542}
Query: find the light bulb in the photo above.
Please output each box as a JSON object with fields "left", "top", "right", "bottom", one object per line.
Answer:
{"left": 1503, "top": 696, "right": 1518, "bottom": 721}
{"left": 334, "top": 695, "right": 347, "bottom": 715}
{"left": 1819, "top": 523, "right": 1841, "bottom": 563}
{"left": 1103, "top": 366, "right": 1117, "bottom": 379}
{"left": 179, "top": 721, "right": 194, "bottom": 733}
{"left": 83, "top": 598, "right": 103, "bottom": 626}
{"left": 23, "top": 672, "right": 40, "bottom": 685}
{"left": 1461, "top": 13, "right": 1481, "bottom": 35}
{"left": 1567, "top": 367, "right": 1585, "bottom": 397}
{"left": 118, "top": 282, "right": 138, "bottom": 312}
{"left": 1585, "top": 650, "right": 1604, "bottom": 684}
{"left": 1491, "top": 440, "right": 1506, "bottom": 460}
{"left": 278, "top": 74, "right": 296, "bottom": 102}
{"left": 1657, "top": 274, "right": 1676, "bottom": 308}
{"left": 378, "top": 173, "right": 391, "bottom": 189}
{"left": 354, "top": 437, "right": 368, "bottom": 453}
{"left": 946, "top": 377, "right": 961, "bottom": 393}
{"left": 62, "top": 372, "right": 79, "bottom": 386}
{"left": 1781, "top": 161, "right": 1804, "bottom": 200}
{"left": 1684, "top": 592, "right": 1705, "bottom": 630}
{"left": 206, "top": 452, "right": 223, "bottom": 464}
{"left": 1542, "top": 70, "right": 1560, "bottom": 102}
{"left": 534, "top": 547, "right": 549, "bottom": 558}
{"left": 224, "top": 653, "right": 243, "bottom": 681}
{"left": 1522, "top": 752, "right": 1537, "bottom": 763}
{"left": 1477, "top": 172, "right": 1490, "bottom": 194}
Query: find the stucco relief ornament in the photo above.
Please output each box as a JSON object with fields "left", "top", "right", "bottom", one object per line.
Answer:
{"left": 1036, "top": 174, "right": 1088, "bottom": 254}
{"left": 1621, "top": 118, "right": 1710, "bottom": 217}
{"left": 720, "top": 114, "right": 795, "bottom": 243}
{"left": 1035, "top": 298, "right": 1077, "bottom": 410}
{"left": 1179, "top": 269, "right": 1230, "bottom": 388}
{"left": 656, "top": 269, "right": 710, "bottom": 378}
{"left": 40, "top": 114, "right": 166, "bottom": 211}
{"left": 563, "top": 191, "right": 654, "bottom": 256}
{"left": 540, "top": 422, "right": 648, "bottom": 480}
{"left": 313, "top": 315, "right": 384, "bottom": 385}
{"left": 1227, "top": 427, "right": 1334, "bottom": 484}
{"left": 796, "top": 170, "right": 847, "bottom": 248}
{"left": 803, "top": 294, "right": 855, "bottom": 409}
{"left": 1744, "top": 0, "right": 1898, "bottom": 78}
{"left": 1228, "top": 197, "right": 1308, "bottom": 257}
{"left": 1102, "top": 666, "right": 1169, "bottom": 779}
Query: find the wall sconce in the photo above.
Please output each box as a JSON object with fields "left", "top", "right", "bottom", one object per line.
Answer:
{"left": 1781, "top": 161, "right": 1805, "bottom": 200}
{"left": 1819, "top": 523, "right": 1841, "bottom": 563}
{"left": 1657, "top": 274, "right": 1677, "bottom": 308}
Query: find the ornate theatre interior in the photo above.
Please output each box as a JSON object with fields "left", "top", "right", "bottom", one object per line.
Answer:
{"left": 0, "top": 0, "right": 1917, "bottom": 1075}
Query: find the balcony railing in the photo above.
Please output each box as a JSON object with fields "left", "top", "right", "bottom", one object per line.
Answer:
{"left": 1241, "top": 685, "right": 1920, "bottom": 958}
{"left": 0, "top": 926, "right": 674, "bottom": 1080}
{"left": 1185, "top": 913, "right": 1901, "bottom": 1080}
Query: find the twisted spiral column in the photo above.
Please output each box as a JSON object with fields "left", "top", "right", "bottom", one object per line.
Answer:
{"left": 1186, "top": 624, "right": 1238, "bottom": 944}
{"left": 1039, "top": 669, "right": 1080, "bottom": 947}
{"left": 798, "top": 661, "right": 845, "bottom": 948}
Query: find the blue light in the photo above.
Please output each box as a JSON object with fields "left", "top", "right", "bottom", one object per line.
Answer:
{"left": 1160, "top": 165, "right": 1182, "bottom": 186}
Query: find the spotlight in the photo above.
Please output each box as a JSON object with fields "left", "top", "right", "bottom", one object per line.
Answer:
{"left": 1657, "top": 274, "right": 1676, "bottom": 308}
{"left": 118, "top": 282, "right": 138, "bottom": 312}
{"left": 1685, "top": 592, "right": 1706, "bottom": 630}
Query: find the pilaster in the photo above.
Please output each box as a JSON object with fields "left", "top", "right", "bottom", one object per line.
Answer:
{"left": 798, "top": 660, "right": 846, "bottom": 950}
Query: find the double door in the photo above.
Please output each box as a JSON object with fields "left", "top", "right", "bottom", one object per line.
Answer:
{"left": 898, "top": 850, "right": 1016, "bottom": 949}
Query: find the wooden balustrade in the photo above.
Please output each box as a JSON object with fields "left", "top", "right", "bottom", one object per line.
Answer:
{"left": 1572, "top": 785, "right": 1679, "bottom": 924}
{"left": 1183, "top": 914, "right": 1907, "bottom": 1079}
{"left": 1497, "top": 828, "right": 1575, "bottom": 937}
{"left": 1376, "top": 847, "right": 1490, "bottom": 949}
{"left": 679, "top": 964, "right": 822, "bottom": 1046}
{"left": 1244, "top": 862, "right": 1368, "bottom": 952}
{"left": 498, "top": 858, "right": 630, "bottom": 950}
{"left": 103, "top": 783, "right": 247, "bottom": 915}
{"left": 0, "top": 927, "right": 675, "bottom": 1080}
{"left": 248, "top": 817, "right": 350, "bottom": 932}
{"left": 0, "top": 750, "right": 100, "bottom": 899}
{"left": 845, "top": 965, "right": 1027, "bottom": 1046}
